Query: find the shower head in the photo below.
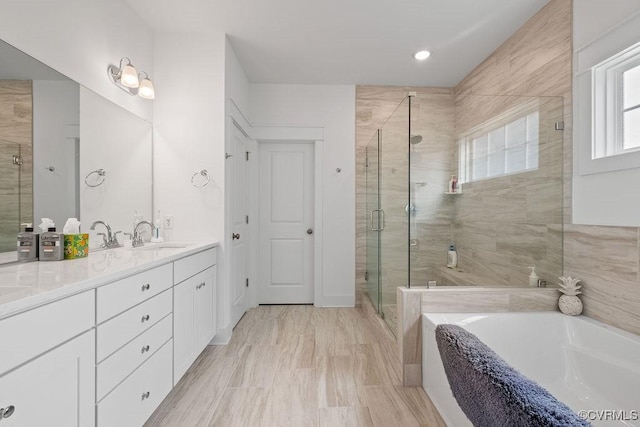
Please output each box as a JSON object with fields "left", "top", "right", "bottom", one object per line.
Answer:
{"left": 410, "top": 134, "right": 423, "bottom": 144}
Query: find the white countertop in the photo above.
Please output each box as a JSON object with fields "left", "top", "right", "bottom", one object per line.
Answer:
{"left": 0, "top": 241, "right": 219, "bottom": 320}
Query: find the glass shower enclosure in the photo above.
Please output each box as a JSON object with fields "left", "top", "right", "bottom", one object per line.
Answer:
{"left": 366, "top": 96, "right": 411, "bottom": 331}
{"left": 365, "top": 93, "right": 564, "bottom": 336}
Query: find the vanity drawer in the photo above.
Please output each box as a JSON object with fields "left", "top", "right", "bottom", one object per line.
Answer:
{"left": 97, "top": 289, "right": 172, "bottom": 362}
{"left": 97, "top": 314, "right": 172, "bottom": 401}
{"left": 0, "top": 290, "right": 94, "bottom": 375}
{"left": 97, "top": 263, "right": 173, "bottom": 323}
{"left": 97, "top": 339, "right": 173, "bottom": 427}
{"left": 174, "top": 247, "right": 217, "bottom": 284}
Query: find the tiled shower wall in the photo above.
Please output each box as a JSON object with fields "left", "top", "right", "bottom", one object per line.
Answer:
{"left": 455, "top": 0, "right": 639, "bottom": 335}
{"left": 0, "top": 80, "right": 32, "bottom": 252}
{"left": 356, "top": 0, "right": 640, "bottom": 335}
{"left": 449, "top": 94, "right": 564, "bottom": 287}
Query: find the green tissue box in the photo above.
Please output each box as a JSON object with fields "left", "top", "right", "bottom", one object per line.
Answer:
{"left": 64, "top": 234, "right": 89, "bottom": 259}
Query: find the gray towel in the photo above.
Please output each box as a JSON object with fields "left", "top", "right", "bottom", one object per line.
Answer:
{"left": 435, "top": 324, "right": 590, "bottom": 427}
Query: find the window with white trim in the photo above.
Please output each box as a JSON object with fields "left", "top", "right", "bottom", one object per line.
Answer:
{"left": 592, "top": 41, "right": 640, "bottom": 159}
{"left": 459, "top": 104, "right": 539, "bottom": 184}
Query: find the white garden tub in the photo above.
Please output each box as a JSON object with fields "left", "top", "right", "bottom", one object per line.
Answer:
{"left": 422, "top": 312, "right": 640, "bottom": 426}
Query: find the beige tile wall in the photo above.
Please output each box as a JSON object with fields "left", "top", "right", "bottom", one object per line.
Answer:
{"left": 0, "top": 80, "right": 32, "bottom": 252}
{"left": 358, "top": 0, "right": 640, "bottom": 337}
{"left": 449, "top": 95, "right": 564, "bottom": 287}
{"left": 452, "top": 0, "right": 640, "bottom": 335}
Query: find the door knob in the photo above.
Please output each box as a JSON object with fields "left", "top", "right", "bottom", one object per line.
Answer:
{"left": 307, "top": 229, "right": 313, "bottom": 235}
{"left": 232, "top": 233, "right": 240, "bottom": 240}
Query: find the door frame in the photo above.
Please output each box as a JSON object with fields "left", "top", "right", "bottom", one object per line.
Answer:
{"left": 224, "top": 99, "right": 325, "bottom": 345}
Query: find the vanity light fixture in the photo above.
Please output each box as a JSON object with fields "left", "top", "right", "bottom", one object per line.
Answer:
{"left": 414, "top": 50, "right": 431, "bottom": 61}
{"left": 107, "top": 57, "right": 155, "bottom": 99}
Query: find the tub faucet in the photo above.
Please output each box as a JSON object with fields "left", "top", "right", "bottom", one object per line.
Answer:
{"left": 90, "top": 220, "right": 122, "bottom": 249}
{"left": 132, "top": 221, "right": 155, "bottom": 247}
{"left": 537, "top": 279, "right": 547, "bottom": 288}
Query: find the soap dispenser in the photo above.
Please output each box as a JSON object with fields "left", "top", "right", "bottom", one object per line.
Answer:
{"left": 447, "top": 245, "right": 458, "bottom": 269}
{"left": 40, "top": 224, "right": 64, "bottom": 261}
{"left": 151, "top": 209, "right": 164, "bottom": 243}
{"left": 17, "top": 223, "right": 39, "bottom": 261}
{"left": 528, "top": 267, "right": 539, "bottom": 287}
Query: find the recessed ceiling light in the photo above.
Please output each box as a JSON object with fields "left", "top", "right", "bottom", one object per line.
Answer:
{"left": 414, "top": 50, "right": 431, "bottom": 61}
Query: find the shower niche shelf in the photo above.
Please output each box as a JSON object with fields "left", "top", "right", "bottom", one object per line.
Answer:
{"left": 444, "top": 192, "right": 462, "bottom": 195}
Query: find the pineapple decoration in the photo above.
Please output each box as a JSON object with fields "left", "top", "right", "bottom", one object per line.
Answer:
{"left": 558, "top": 276, "right": 583, "bottom": 315}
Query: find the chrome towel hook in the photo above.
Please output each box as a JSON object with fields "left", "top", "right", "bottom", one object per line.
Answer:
{"left": 85, "top": 168, "right": 106, "bottom": 187}
{"left": 191, "top": 169, "right": 210, "bottom": 188}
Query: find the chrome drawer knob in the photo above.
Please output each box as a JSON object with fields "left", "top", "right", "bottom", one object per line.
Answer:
{"left": 0, "top": 405, "right": 15, "bottom": 419}
{"left": 141, "top": 345, "right": 150, "bottom": 354}
{"left": 141, "top": 314, "right": 150, "bottom": 322}
{"left": 141, "top": 283, "right": 151, "bottom": 291}
{"left": 141, "top": 391, "right": 150, "bottom": 400}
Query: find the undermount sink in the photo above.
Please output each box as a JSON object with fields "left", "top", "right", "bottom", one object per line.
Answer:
{"left": 131, "top": 242, "right": 192, "bottom": 251}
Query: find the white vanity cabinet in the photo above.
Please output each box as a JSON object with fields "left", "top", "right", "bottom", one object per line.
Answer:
{"left": 0, "top": 242, "right": 219, "bottom": 427}
{"left": 173, "top": 248, "right": 217, "bottom": 383}
{"left": 0, "top": 291, "right": 96, "bottom": 427}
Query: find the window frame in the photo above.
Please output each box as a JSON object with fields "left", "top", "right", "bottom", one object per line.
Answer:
{"left": 458, "top": 99, "right": 540, "bottom": 184}
{"left": 592, "top": 43, "right": 640, "bottom": 159}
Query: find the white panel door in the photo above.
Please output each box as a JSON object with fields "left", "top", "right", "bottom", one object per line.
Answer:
{"left": 259, "top": 142, "right": 314, "bottom": 304}
{"left": 230, "top": 125, "right": 249, "bottom": 327}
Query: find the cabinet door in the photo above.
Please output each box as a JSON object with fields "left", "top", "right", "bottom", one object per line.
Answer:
{"left": 0, "top": 331, "right": 95, "bottom": 427}
{"left": 173, "top": 266, "right": 216, "bottom": 384}
{"left": 195, "top": 265, "right": 216, "bottom": 351}
{"left": 173, "top": 277, "right": 195, "bottom": 384}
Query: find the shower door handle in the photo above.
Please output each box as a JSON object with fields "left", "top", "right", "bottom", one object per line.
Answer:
{"left": 370, "top": 209, "right": 384, "bottom": 231}
{"left": 370, "top": 210, "right": 379, "bottom": 231}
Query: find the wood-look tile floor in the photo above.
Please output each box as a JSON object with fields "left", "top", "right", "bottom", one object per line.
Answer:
{"left": 145, "top": 304, "right": 445, "bottom": 427}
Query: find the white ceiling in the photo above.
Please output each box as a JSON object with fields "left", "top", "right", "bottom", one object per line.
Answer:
{"left": 125, "top": 0, "right": 550, "bottom": 87}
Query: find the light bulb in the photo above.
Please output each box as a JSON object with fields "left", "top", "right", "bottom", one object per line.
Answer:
{"left": 414, "top": 50, "right": 431, "bottom": 61}
{"left": 138, "top": 77, "right": 155, "bottom": 99}
{"left": 120, "top": 63, "right": 139, "bottom": 88}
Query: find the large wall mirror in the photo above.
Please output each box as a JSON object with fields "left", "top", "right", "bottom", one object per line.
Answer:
{"left": 0, "top": 38, "right": 152, "bottom": 264}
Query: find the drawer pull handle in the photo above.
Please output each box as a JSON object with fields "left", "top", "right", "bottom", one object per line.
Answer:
{"left": 141, "top": 345, "right": 150, "bottom": 354}
{"left": 141, "top": 283, "right": 151, "bottom": 291}
{"left": 141, "top": 391, "right": 150, "bottom": 401}
{"left": 141, "top": 314, "right": 150, "bottom": 322}
{"left": 196, "top": 282, "right": 206, "bottom": 290}
{"left": 0, "top": 405, "right": 15, "bottom": 419}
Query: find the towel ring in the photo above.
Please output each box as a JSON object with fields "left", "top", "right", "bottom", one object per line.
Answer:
{"left": 85, "top": 168, "right": 106, "bottom": 187}
{"left": 191, "top": 169, "right": 210, "bottom": 188}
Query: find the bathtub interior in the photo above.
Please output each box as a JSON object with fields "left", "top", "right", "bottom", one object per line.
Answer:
{"left": 422, "top": 312, "right": 640, "bottom": 427}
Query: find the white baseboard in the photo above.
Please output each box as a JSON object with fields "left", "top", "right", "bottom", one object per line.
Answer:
{"left": 210, "top": 324, "right": 232, "bottom": 345}
{"left": 319, "top": 294, "right": 355, "bottom": 307}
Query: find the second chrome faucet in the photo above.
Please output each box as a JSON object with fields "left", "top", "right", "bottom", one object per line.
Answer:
{"left": 131, "top": 221, "right": 155, "bottom": 247}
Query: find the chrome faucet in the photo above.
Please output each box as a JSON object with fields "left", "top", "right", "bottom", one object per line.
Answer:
{"left": 132, "top": 221, "right": 155, "bottom": 247}
{"left": 90, "top": 220, "right": 122, "bottom": 249}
